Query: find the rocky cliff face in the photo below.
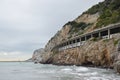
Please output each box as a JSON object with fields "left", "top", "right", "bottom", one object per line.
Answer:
{"left": 46, "top": 34, "right": 120, "bottom": 67}
{"left": 32, "top": 0, "right": 120, "bottom": 73}
{"left": 32, "top": 48, "right": 45, "bottom": 63}
{"left": 25, "top": 58, "right": 32, "bottom": 62}
{"left": 113, "top": 41, "right": 120, "bottom": 73}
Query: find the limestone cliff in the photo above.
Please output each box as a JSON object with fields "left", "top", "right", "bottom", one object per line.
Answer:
{"left": 32, "top": 48, "right": 45, "bottom": 63}
{"left": 33, "top": 0, "right": 120, "bottom": 73}
{"left": 46, "top": 34, "right": 120, "bottom": 67}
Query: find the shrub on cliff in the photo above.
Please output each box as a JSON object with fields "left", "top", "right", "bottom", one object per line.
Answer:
{"left": 67, "top": 21, "right": 91, "bottom": 35}
{"left": 84, "top": 0, "right": 120, "bottom": 28}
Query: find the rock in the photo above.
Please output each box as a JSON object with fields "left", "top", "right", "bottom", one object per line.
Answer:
{"left": 114, "top": 61, "right": 120, "bottom": 74}
{"left": 44, "top": 34, "right": 120, "bottom": 68}
{"left": 117, "top": 41, "right": 120, "bottom": 51}
{"left": 32, "top": 48, "right": 45, "bottom": 63}
{"left": 113, "top": 41, "right": 120, "bottom": 73}
{"left": 25, "top": 58, "right": 32, "bottom": 62}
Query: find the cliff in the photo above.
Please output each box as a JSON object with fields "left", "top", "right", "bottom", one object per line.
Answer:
{"left": 32, "top": 0, "right": 120, "bottom": 73}
{"left": 46, "top": 34, "right": 120, "bottom": 67}
{"left": 25, "top": 58, "right": 32, "bottom": 62}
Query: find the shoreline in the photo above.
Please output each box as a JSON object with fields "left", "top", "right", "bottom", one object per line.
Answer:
{"left": 38, "top": 62, "right": 114, "bottom": 70}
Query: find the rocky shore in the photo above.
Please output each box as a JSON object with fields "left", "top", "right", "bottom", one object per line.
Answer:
{"left": 32, "top": 34, "right": 120, "bottom": 74}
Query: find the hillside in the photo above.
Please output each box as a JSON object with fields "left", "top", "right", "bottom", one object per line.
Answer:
{"left": 43, "top": 0, "right": 120, "bottom": 52}
{"left": 32, "top": 0, "right": 120, "bottom": 73}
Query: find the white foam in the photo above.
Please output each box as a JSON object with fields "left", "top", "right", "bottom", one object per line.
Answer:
{"left": 78, "top": 72, "right": 98, "bottom": 76}
{"left": 37, "top": 70, "right": 56, "bottom": 74}
{"left": 75, "top": 67, "right": 89, "bottom": 72}
{"left": 87, "top": 77, "right": 110, "bottom": 80}
{"left": 60, "top": 68, "right": 73, "bottom": 72}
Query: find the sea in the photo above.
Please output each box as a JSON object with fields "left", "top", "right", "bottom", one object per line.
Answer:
{"left": 0, "top": 62, "right": 120, "bottom": 80}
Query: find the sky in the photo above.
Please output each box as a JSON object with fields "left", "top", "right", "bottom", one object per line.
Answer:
{"left": 0, "top": 0, "right": 104, "bottom": 61}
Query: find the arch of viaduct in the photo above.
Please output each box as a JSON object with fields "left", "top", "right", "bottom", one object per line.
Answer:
{"left": 53, "top": 23, "right": 120, "bottom": 51}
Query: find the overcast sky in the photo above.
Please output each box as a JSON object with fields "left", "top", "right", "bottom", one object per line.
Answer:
{"left": 0, "top": 0, "right": 104, "bottom": 61}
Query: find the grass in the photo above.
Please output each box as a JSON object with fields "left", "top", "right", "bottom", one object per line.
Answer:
{"left": 114, "top": 39, "right": 120, "bottom": 46}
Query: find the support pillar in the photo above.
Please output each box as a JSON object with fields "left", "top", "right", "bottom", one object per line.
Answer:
{"left": 99, "top": 32, "right": 101, "bottom": 38}
{"left": 75, "top": 39, "right": 77, "bottom": 47}
{"left": 108, "top": 29, "right": 110, "bottom": 39}
{"left": 80, "top": 38, "right": 81, "bottom": 46}
{"left": 80, "top": 38, "right": 81, "bottom": 42}
{"left": 85, "top": 36, "right": 87, "bottom": 41}
{"left": 68, "top": 41, "right": 70, "bottom": 48}
{"left": 91, "top": 34, "right": 93, "bottom": 38}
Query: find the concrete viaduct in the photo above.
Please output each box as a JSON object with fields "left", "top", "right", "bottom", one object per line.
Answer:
{"left": 53, "top": 23, "right": 120, "bottom": 51}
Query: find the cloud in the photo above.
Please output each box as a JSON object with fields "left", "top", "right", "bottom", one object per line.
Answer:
{"left": 0, "top": 51, "right": 20, "bottom": 56}
{"left": 0, "top": 0, "right": 104, "bottom": 61}
{"left": 0, "top": 51, "right": 31, "bottom": 61}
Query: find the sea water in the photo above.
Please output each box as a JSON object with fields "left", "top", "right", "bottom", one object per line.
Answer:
{"left": 0, "top": 62, "right": 120, "bottom": 80}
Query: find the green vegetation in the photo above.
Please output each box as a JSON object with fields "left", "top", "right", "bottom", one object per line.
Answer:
{"left": 114, "top": 39, "right": 120, "bottom": 46}
{"left": 91, "top": 37, "right": 98, "bottom": 41}
{"left": 65, "top": 0, "right": 120, "bottom": 37}
{"left": 67, "top": 21, "right": 91, "bottom": 34}
{"left": 96, "top": 9, "right": 120, "bottom": 28}
{"left": 67, "top": 21, "right": 88, "bottom": 30}
{"left": 96, "top": 0, "right": 120, "bottom": 28}
{"left": 103, "top": 38, "right": 110, "bottom": 42}
{"left": 85, "top": 2, "right": 104, "bottom": 14}
{"left": 85, "top": 0, "right": 120, "bottom": 28}
{"left": 78, "top": 31, "right": 83, "bottom": 35}
{"left": 68, "top": 34, "right": 72, "bottom": 39}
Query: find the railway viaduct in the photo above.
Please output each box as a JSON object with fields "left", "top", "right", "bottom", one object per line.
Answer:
{"left": 53, "top": 23, "right": 120, "bottom": 51}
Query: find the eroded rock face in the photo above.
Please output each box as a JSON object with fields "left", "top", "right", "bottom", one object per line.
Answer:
{"left": 117, "top": 42, "right": 120, "bottom": 52}
{"left": 32, "top": 48, "right": 45, "bottom": 63}
{"left": 45, "top": 34, "right": 120, "bottom": 69}
{"left": 114, "top": 61, "right": 120, "bottom": 74}
{"left": 51, "top": 39, "right": 114, "bottom": 67}
{"left": 114, "top": 41, "right": 120, "bottom": 74}
{"left": 75, "top": 13, "right": 99, "bottom": 24}
{"left": 44, "top": 24, "right": 72, "bottom": 52}
{"left": 32, "top": 5, "right": 100, "bottom": 64}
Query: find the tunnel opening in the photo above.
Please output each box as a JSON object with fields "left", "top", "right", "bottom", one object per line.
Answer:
{"left": 81, "top": 37, "right": 85, "bottom": 41}
{"left": 66, "top": 42, "right": 69, "bottom": 45}
{"left": 77, "top": 38, "right": 80, "bottom": 42}
{"left": 73, "top": 40, "right": 76, "bottom": 43}
{"left": 101, "top": 30, "right": 108, "bottom": 36}
{"left": 93, "top": 33, "right": 99, "bottom": 38}
{"left": 63, "top": 43, "right": 66, "bottom": 46}
{"left": 110, "top": 27, "right": 120, "bottom": 34}
{"left": 86, "top": 35, "right": 91, "bottom": 40}
{"left": 69, "top": 41, "right": 72, "bottom": 44}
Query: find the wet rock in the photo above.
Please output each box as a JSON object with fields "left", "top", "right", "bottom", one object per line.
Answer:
{"left": 114, "top": 61, "right": 120, "bottom": 74}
